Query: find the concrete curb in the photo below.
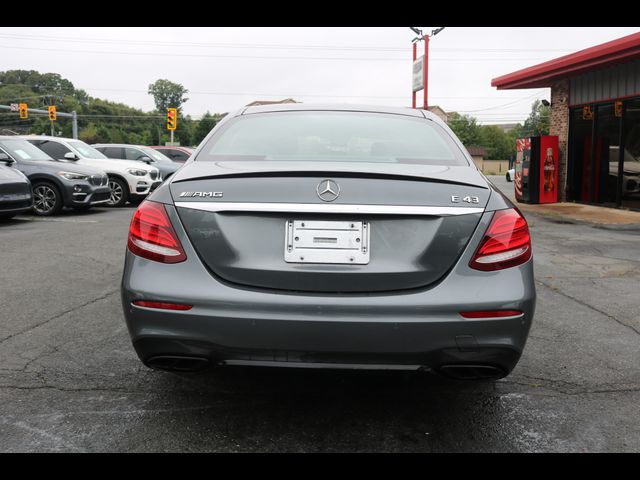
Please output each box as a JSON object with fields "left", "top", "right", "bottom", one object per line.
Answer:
{"left": 519, "top": 207, "right": 640, "bottom": 230}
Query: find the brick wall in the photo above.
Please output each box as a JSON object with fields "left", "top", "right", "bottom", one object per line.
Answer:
{"left": 549, "top": 79, "right": 570, "bottom": 201}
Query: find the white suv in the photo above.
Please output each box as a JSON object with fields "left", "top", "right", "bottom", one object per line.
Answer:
{"left": 22, "top": 136, "right": 161, "bottom": 207}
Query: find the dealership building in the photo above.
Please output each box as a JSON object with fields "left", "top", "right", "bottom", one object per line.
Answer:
{"left": 492, "top": 32, "right": 640, "bottom": 210}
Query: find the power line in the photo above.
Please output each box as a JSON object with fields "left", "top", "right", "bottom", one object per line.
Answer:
{"left": 1, "top": 84, "right": 548, "bottom": 106}
{"left": 0, "top": 44, "right": 555, "bottom": 62}
{"left": 0, "top": 32, "right": 580, "bottom": 53}
{"left": 75, "top": 86, "right": 548, "bottom": 101}
{"left": 456, "top": 92, "right": 544, "bottom": 113}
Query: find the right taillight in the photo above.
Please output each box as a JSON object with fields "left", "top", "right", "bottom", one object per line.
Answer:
{"left": 127, "top": 200, "right": 187, "bottom": 263}
{"left": 469, "top": 208, "right": 531, "bottom": 271}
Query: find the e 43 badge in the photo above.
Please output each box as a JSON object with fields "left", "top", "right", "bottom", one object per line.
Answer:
{"left": 451, "top": 195, "right": 480, "bottom": 204}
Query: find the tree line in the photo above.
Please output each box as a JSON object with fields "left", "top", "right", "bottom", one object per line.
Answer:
{"left": 0, "top": 70, "right": 221, "bottom": 146}
{"left": 446, "top": 100, "right": 550, "bottom": 160}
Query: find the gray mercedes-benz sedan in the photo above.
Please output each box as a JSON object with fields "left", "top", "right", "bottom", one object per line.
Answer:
{"left": 121, "top": 104, "right": 536, "bottom": 380}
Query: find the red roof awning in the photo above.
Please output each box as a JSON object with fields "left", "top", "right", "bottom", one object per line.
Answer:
{"left": 492, "top": 32, "right": 640, "bottom": 89}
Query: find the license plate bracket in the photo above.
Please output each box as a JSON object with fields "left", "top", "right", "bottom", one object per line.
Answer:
{"left": 284, "top": 220, "right": 370, "bottom": 264}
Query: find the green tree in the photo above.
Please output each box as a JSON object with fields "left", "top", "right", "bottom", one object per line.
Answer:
{"left": 447, "top": 112, "right": 482, "bottom": 146}
{"left": 79, "top": 122, "right": 103, "bottom": 144}
{"left": 520, "top": 99, "right": 550, "bottom": 137}
{"left": 0, "top": 69, "right": 226, "bottom": 146}
{"left": 193, "top": 112, "right": 218, "bottom": 145}
{"left": 148, "top": 79, "right": 189, "bottom": 114}
{"left": 479, "top": 125, "right": 515, "bottom": 160}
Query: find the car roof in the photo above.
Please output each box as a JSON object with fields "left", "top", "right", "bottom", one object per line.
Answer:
{"left": 93, "top": 144, "right": 146, "bottom": 148}
{"left": 0, "top": 135, "right": 38, "bottom": 140}
{"left": 152, "top": 145, "right": 193, "bottom": 149}
{"left": 240, "top": 103, "right": 431, "bottom": 119}
{"left": 17, "top": 135, "right": 76, "bottom": 143}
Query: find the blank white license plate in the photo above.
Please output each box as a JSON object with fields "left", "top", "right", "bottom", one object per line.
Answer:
{"left": 284, "top": 220, "right": 370, "bottom": 264}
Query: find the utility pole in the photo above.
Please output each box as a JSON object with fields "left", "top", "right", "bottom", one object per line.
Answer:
{"left": 72, "top": 111, "right": 78, "bottom": 139}
{"left": 410, "top": 27, "right": 445, "bottom": 110}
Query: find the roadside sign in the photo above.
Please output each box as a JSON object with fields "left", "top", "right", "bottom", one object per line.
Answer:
{"left": 48, "top": 106, "right": 57, "bottom": 121}
{"left": 167, "top": 108, "right": 177, "bottom": 130}
{"left": 10, "top": 103, "right": 19, "bottom": 112}
{"left": 412, "top": 56, "right": 424, "bottom": 93}
{"left": 19, "top": 103, "right": 28, "bottom": 119}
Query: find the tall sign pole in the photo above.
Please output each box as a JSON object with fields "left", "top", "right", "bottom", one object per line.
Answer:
{"left": 410, "top": 27, "right": 445, "bottom": 110}
{"left": 423, "top": 34, "right": 429, "bottom": 109}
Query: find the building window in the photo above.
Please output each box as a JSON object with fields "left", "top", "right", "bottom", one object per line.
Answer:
{"left": 569, "top": 98, "right": 640, "bottom": 210}
{"left": 622, "top": 99, "right": 640, "bottom": 210}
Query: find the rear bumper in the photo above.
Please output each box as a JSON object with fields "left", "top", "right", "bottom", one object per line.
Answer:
{"left": 0, "top": 201, "right": 33, "bottom": 215}
{"left": 0, "top": 189, "right": 32, "bottom": 215}
{"left": 127, "top": 313, "right": 526, "bottom": 375}
{"left": 121, "top": 208, "right": 536, "bottom": 376}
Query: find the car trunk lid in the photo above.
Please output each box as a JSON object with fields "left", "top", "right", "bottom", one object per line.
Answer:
{"left": 170, "top": 162, "right": 489, "bottom": 293}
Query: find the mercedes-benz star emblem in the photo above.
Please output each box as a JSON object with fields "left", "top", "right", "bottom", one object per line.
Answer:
{"left": 316, "top": 179, "right": 340, "bottom": 202}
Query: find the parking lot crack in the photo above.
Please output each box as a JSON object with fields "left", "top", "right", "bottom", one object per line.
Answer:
{"left": 537, "top": 280, "right": 640, "bottom": 336}
{"left": 0, "top": 289, "right": 119, "bottom": 345}
{"left": 502, "top": 374, "right": 640, "bottom": 396}
{"left": 0, "top": 384, "right": 150, "bottom": 394}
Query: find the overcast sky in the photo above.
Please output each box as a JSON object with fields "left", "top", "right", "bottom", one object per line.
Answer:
{"left": 1, "top": 27, "right": 638, "bottom": 124}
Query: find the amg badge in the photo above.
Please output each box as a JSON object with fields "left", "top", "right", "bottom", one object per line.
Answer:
{"left": 180, "top": 191, "right": 223, "bottom": 198}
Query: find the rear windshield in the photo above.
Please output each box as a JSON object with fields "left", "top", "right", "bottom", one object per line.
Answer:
{"left": 195, "top": 111, "right": 469, "bottom": 166}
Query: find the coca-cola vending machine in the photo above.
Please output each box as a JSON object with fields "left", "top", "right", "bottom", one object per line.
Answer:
{"left": 515, "top": 135, "right": 558, "bottom": 204}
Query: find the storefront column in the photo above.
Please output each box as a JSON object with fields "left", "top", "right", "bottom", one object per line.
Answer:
{"left": 550, "top": 80, "right": 570, "bottom": 201}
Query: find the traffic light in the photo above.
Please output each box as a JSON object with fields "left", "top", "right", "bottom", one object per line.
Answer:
{"left": 48, "top": 106, "right": 57, "bottom": 121}
{"left": 167, "top": 108, "right": 177, "bottom": 131}
{"left": 19, "top": 103, "right": 28, "bottom": 119}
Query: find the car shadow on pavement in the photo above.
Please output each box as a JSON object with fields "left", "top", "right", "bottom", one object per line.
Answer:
{"left": 130, "top": 367, "right": 505, "bottom": 452}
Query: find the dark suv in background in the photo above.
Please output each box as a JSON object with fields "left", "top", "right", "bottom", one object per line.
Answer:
{"left": 0, "top": 137, "right": 110, "bottom": 216}
{"left": 0, "top": 154, "right": 32, "bottom": 220}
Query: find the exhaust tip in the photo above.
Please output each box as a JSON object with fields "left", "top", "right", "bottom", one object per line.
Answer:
{"left": 146, "top": 355, "right": 210, "bottom": 372}
{"left": 438, "top": 364, "right": 507, "bottom": 380}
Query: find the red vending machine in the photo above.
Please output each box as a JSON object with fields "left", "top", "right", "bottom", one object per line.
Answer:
{"left": 515, "top": 135, "right": 558, "bottom": 204}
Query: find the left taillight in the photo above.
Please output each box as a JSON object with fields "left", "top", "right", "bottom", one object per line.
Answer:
{"left": 127, "top": 200, "right": 187, "bottom": 263}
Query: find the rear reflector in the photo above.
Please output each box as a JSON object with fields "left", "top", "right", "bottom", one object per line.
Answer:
{"left": 469, "top": 208, "right": 531, "bottom": 271}
{"left": 460, "top": 310, "right": 523, "bottom": 318}
{"left": 132, "top": 300, "right": 192, "bottom": 311}
{"left": 127, "top": 200, "right": 187, "bottom": 263}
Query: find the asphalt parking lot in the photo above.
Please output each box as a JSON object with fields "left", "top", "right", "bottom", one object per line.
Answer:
{"left": 1, "top": 178, "right": 639, "bottom": 452}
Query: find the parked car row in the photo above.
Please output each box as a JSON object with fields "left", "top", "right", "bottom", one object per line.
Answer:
{"left": 0, "top": 136, "right": 194, "bottom": 218}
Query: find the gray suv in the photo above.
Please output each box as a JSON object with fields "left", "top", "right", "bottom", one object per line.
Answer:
{"left": 0, "top": 137, "right": 110, "bottom": 215}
